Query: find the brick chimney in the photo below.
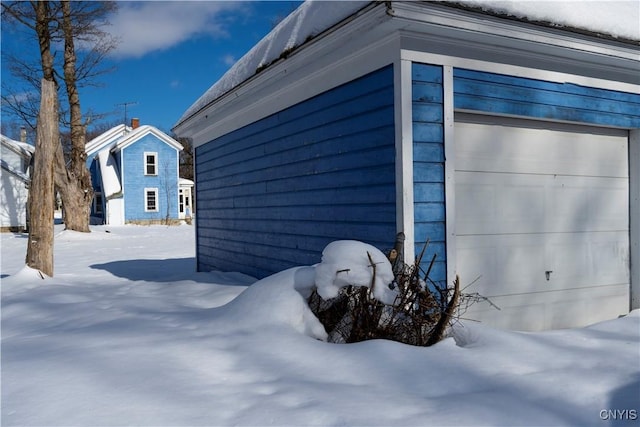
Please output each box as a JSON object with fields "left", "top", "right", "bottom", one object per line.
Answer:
{"left": 131, "top": 118, "right": 140, "bottom": 129}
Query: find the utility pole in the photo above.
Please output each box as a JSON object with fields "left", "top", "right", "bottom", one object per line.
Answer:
{"left": 116, "top": 101, "right": 137, "bottom": 126}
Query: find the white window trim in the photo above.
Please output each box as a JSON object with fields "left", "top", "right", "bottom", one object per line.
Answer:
{"left": 144, "top": 152, "right": 158, "bottom": 176}
{"left": 178, "top": 189, "right": 185, "bottom": 214}
{"left": 144, "top": 187, "right": 159, "bottom": 212}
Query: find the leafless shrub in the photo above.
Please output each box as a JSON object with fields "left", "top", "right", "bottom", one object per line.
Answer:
{"left": 308, "top": 236, "right": 466, "bottom": 346}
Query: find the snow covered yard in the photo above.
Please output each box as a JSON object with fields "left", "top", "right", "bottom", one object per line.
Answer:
{"left": 1, "top": 225, "right": 638, "bottom": 426}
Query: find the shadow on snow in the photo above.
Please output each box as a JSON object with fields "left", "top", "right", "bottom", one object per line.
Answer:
{"left": 90, "top": 257, "right": 196, "bottom": 282}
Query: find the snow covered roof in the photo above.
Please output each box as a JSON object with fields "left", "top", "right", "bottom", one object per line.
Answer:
{"left": 85, "top": 124, "right": 131, "bottom": 157}
{"left": 175, "top": 1, "right": 371, "bottom": 127}
{"left": 1, "top": 134, "right": 34, "bottom": 158}
{"left": 113, "top": 125, "right": 183, "bottom": 152}
{"left": 456, "top": 0, "right": 639, "bottom": 41}
{"left": 175, "top": 0, "right": 639, "bottom": 128}
{"left": 86, "top": 124, "right": 183, "bottom": 158}
{"left": 0, "top": 159, "right": 30, "bottom": 183}
{"left": 0, "top": 134, "right": 32, "bottom": 183}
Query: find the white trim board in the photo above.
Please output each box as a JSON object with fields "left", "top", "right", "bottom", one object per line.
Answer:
{"left": 443, "top": 65, "right": 456, "bottom": 288}
{"left": 630, "top": 130, "right": 640, "bottom": 310}
{"left": 401, "top": 50, "right": 640, "bottom": 95}
{"left": 394, "top": 58, "right": 415, "bottom": 264}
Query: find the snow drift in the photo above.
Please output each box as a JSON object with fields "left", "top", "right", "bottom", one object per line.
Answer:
{"left": 1, "top": 226, "right": 638, "bottom": 426}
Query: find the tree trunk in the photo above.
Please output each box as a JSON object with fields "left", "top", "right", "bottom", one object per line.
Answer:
{"left": 54, "top": 140, "right": 93, "bottom": 231}
{"left": 56, "top": 0, "right": 92, "bottom": 232}
{"left": 34, "top": 2, "right": 55, "bottom": 83}
{"left": 26, "top": 78, "right": 58, "bottom": 277}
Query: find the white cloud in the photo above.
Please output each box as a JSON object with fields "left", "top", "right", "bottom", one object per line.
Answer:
{"left": 222, "top": 54, "right": 236, "bottom": 66}
{"left": 107, "top": 1, "right": 245, "bottom": 59}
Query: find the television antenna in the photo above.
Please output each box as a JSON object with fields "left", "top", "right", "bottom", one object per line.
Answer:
{"left": 116, "top": 101, "right": 137, "bottom": 125}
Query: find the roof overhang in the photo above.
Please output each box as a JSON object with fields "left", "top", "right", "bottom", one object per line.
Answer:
{"left": 174, "top": 1, "right": 639, "bottom": 147}
{"left": 390, "top": 1, "right": 639, "bottom": 83}
{"left": 86, "top": 125, "right": 183, "bottom": 158}
{"left": 112, "top": 125, "right": 183, "bottom": 152}
{"left": 85, "top": 124, "right": 129, "bottom": 157}
{"left": 1, "top": 135, "right": 34, "bottom": 158}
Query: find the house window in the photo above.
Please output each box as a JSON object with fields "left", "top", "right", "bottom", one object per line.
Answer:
{"left": 94, "top": 192, "right": 103, "bottom": 215}
{"left": 144, "top": 152, "right": 157, "bottom": 175}
{"left": 144, "top": 188, "right": 158, "bottom": 212}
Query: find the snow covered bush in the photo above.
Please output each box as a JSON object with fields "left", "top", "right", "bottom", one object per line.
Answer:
{"left": 315, "top": 241, "right": 397, "bottom": 304}
{"left": 307, "top": 238, "right": 460, "bottom": 346}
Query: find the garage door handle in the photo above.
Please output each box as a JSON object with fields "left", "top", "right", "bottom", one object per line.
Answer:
{"left": 545, "top": 271, "right": 553, "bottom": 281}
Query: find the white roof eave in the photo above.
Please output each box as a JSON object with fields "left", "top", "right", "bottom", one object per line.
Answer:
{"left": 174, "top": 0, "right": 638, "bottom": 136}
{"left": 174, "top": 1, "right": 375, "bottom": 131}
{"left": 1, "top": 135, "right": 34, "bottom": 158}
{"left": 113, "top": 125, "right": 184, "bottom": 152}
{"left": 85, "top": 124, "right": 130, "bottom": 157}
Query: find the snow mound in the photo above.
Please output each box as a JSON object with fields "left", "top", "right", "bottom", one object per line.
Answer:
{"left": 315, "top": 240, "right": 397, "bottom": 305}
{"left": 211, "top": 240, "right": 401, "bottom": 339}
{"left": 1, "top": 266, "right": 50, "bottom": 290}
{"left": 214, "top": 266, "right": 328, "bottom": 341}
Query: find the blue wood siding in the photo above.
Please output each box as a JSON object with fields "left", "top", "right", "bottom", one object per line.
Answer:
{"left": 87, "top": 160, "right": 103, "bottom": 218}
{"left": 412, "top": 63, "right": 447, "bottom": 286}
{"left": 195, "top": 66, "right": 396, "bottom": 278}
{"left": 87, "top": 159, "right": 101, "bottom": 192}
{"left": 122, "top": 135, "right": 180, "bottom": 222}
{"left": 454, "top": 68, "right": 640, "bottom": 128}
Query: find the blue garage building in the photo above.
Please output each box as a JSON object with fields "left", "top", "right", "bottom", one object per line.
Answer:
{"left": 174, "top": 1, "right": 639, "bottom": 330}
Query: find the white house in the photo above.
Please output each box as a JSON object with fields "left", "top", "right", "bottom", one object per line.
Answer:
{"left": 1, "top": 133, "right": 34, "bottom": 232}
{"left": 174, "top": 1, "right": 639, "bottom": 331}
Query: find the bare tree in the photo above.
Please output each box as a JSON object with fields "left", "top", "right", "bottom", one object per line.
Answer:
{"left": 173, "top": 134, "right": 194, "bottom": 181}
{"left": 159, "top": 160, "right": 177, "bottom": 225}
{"left": 26, "top": 79, "right": 58, "bottom": 277}
{"left": 2, "top": 1, "right": 118, "bottom": 232}
{"left": 24, "top": 0, "right": 59, "bottom": 276}
{"left": 53, "top": 0, "right": 93, "bottom": 231}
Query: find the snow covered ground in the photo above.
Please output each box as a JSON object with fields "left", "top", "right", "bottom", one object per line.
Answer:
{"left": 1, "top": 225, "right": 638, "bottom": 426}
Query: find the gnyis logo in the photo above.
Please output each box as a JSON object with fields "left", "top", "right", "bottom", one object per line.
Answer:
{"left": 599, "top": 409, "right": 638, "bottom": 421}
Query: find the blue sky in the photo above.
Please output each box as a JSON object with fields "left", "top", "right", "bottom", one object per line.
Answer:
{"left": 1, "top": 1, "right": 302, "bottom": 137}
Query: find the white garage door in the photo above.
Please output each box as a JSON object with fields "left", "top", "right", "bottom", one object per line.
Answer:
{"left": 454, "top": 115, "right": 630, "bottom": 331}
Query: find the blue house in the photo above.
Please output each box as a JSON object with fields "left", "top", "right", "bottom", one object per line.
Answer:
{"left": 174, "top": 2, "right": 639, "bottom": 330}
{"left": 86, "top": 119, "right": 189, "bottom": 225}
